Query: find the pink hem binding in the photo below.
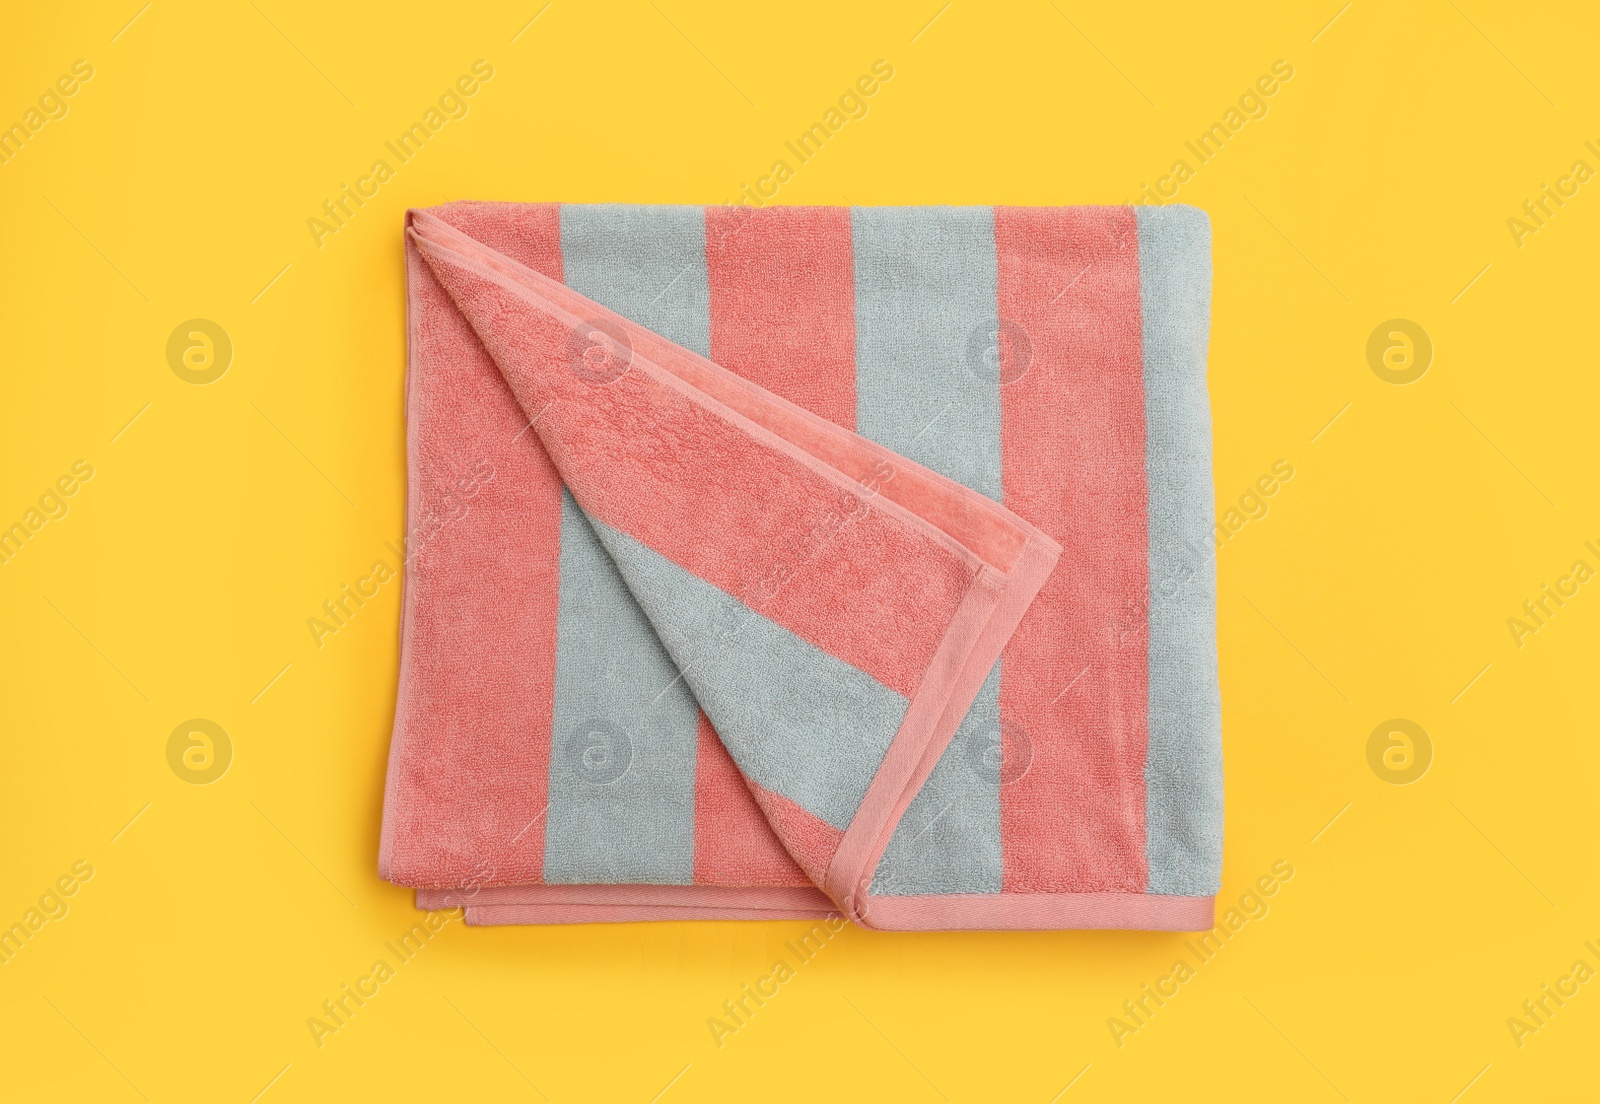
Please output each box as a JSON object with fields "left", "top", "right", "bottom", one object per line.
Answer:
{"left": 448, "top": 890, "right": 1214, "bottom": 931}
{"left": 428, "top": 884, "right": 838, "bottom": 927}
{"left": 376, "top": 232, "right": 427, "bottom": 883}
{"left": 862, "top": 892, "right": 1215, "bottom": 932}
{"left": 467, "top": 904, "right": 836, "bottom": 926}
{"left": 416, "top": 884, "right": 832, "bottom": 911}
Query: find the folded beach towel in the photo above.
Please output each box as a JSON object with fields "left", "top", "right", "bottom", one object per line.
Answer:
{"left": 378, "top": 202, "right": 1221, "bottom": 931}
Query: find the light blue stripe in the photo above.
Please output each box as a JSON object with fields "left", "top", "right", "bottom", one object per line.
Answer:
{"left": 558, "top": 204, "right": 711, "bottom": 356}
{"left": 870, "top": 665, "right": 1003, "bottom": 895}
{"left": 543, "top": 205, "right": 711, "bottom": 883}
{"left": 544, "top": 492, "right": 700, "bottom": 883}
{"left": 855, "top": 206, "right": 1005, "bottom": 895}
{"left": 590, "top": 519, "right": 910, "bottom": 832}
{"left": 853, "top": 206, "right": 1003, "bottom": 498}
{"left": 1136, "top": 205, "right": 1223, "bottom": 897}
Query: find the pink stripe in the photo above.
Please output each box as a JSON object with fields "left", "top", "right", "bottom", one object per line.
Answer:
{"left": 705, "top": 205, "right": 857, "bottom": 427}
{"left": 692, "top": 713, "right": 813, "bottom": 886}
{"left": 432, "top": 201, "right": 565, "bottom": 272}
{"left": 379, "top": 206, "right": 565, "bottom": 888}
{"left": 699, "top": 205, "right": 877, "bottom": 891}
{"left": 997, "top": 206, "right": 1150, "bottom": 893}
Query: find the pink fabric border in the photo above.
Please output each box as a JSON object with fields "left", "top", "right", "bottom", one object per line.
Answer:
{"left": 862, "top": 891, "right": 1214, "bottom": 931}
{"left": 441, "top": 886, "right": 1213, "bottom": 932}
{"left": 376, "top": 232, "right": 428, "bottom": 882}
{"left": 467, "top": 904, "right": 836, "bottom": 926}
{"left": 417, "top": 883, "right": 832, "bottom": 910}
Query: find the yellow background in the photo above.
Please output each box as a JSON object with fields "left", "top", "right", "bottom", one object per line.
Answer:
{"left": 3, "top": 1, "right": 1596, "bottom": 1100}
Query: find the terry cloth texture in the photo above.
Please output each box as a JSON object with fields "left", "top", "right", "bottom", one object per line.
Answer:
{"left": 378, "top": 202, "right": 1222, "bottom": 931}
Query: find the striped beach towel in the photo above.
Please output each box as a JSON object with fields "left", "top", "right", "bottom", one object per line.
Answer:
{"left": 378, "top": 202, "right": 1220, "bottom": 930}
